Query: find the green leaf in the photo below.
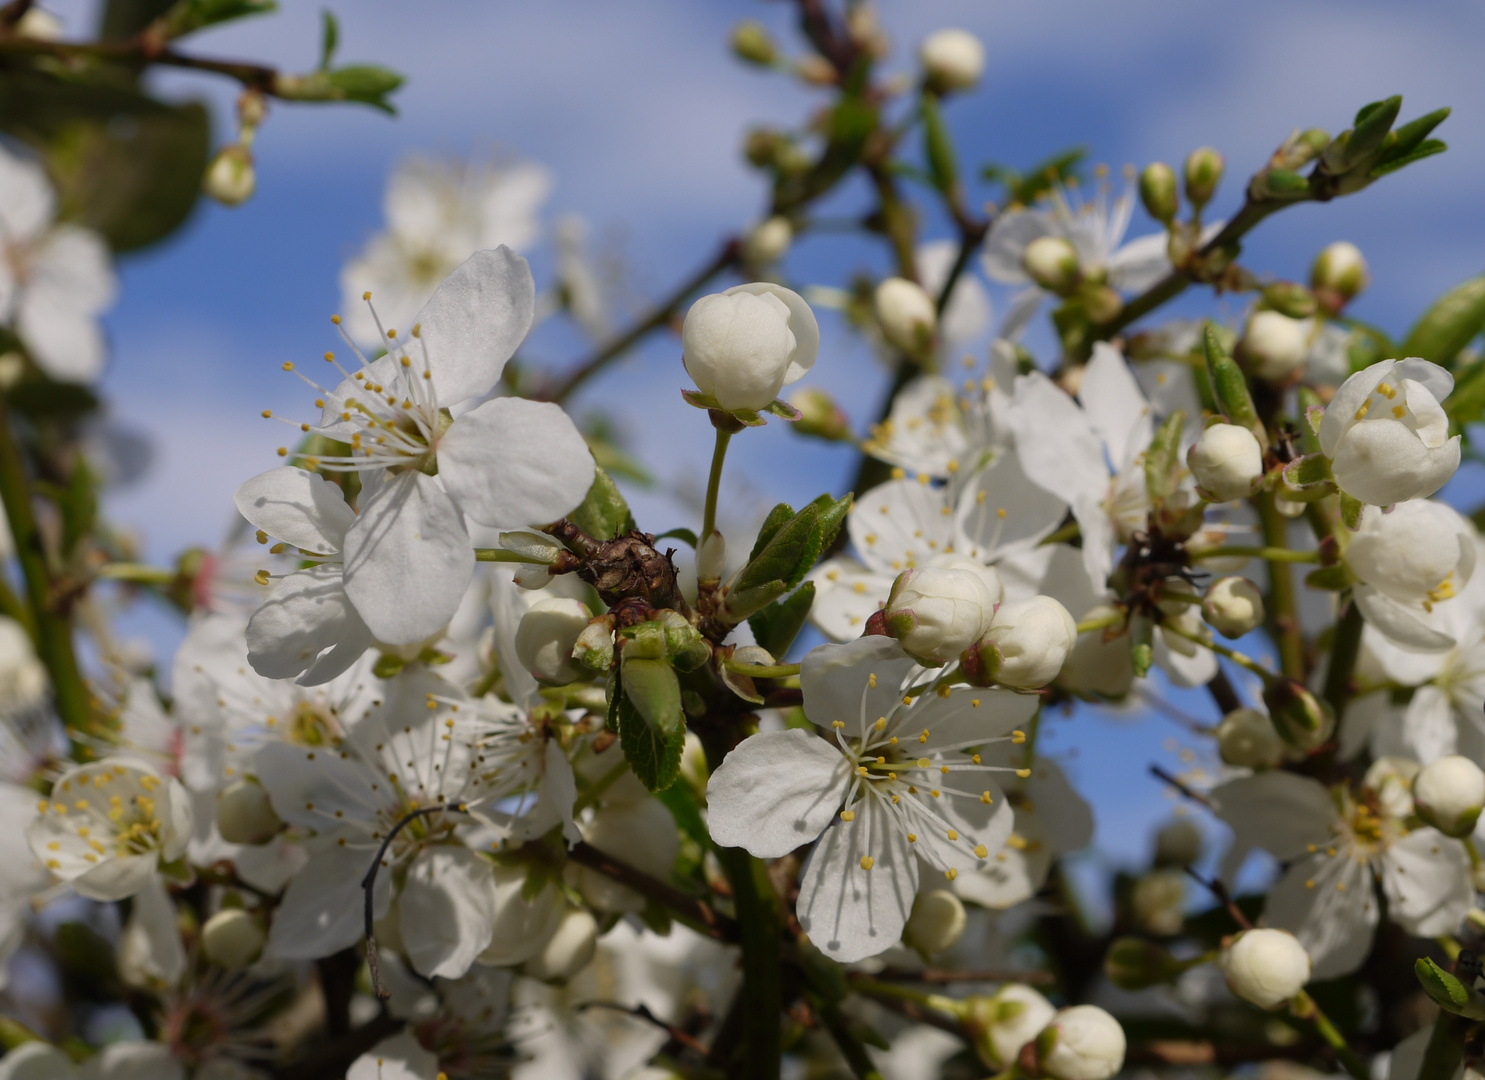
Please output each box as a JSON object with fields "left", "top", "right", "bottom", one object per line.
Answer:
{"left": 621, "top": 656, "right": 682, "bottom": 736}
{"left": 1446, "top": 358, "right": 1485, "bottom": 427}
{"left": 326, "top": 65, "right": 405, "bottom": 112}
{"left": 320, "top": 8, "right": 340, "bottom": 69}
{"left": 1369, "top": 138, "right": 1446, "bottom": 179}
{"left": 808, "top": 492, "right": 852, "bottom": 556}
{"left": 0, "top": 74, "right": 209, "bottom": 253}
{"left": 100, "top": 0, "right": 175, "bottom": 37}
{"left": 617, "top": 687, "right": 685, "bottom": 793}
{"left": 1347, "top": 95, "right": 1401, "bottom": 165}
{"left": 982, "top": 145, "right": 1086, "bottom": 207}
{"left": 567, "top": 466, "right": 635, "bottom": 541}
{"left": 921, "top": 95, "right": 958, "bottom": 196}
{"left": 735, "top": 503, "right": 819, "bottom": 594}
{"left": 1143, "top": 410, "right": 1185, "bottom": 503}
{"left": 749, "top": 581, "right": 816, "bottom": 658}
{"left": 655, "top": 527, "right": 698, "bottom": 549}
{"left": 1281, "top": 453, "right": 1334, "bottom": 492}
{"left": 1417, "top": 957, "right": 1471, "bottom": 1011}
{"left": 1388, "top": 106, "right": 1450, "bottom": 160}
{"left": 1203, "top": 325, "right": 1264, "bottom": 445}
{"left": 159, "top": 0, "right": 276, "bottom": 38}
{"left": 749, "top": 502, "right": 795, "bottom": 562}
{"left": 1401, "top": 273, "right": 1485, "bottom": 368}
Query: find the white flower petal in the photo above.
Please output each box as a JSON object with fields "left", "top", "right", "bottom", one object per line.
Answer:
{"left": 79, "top": 1042, "right": 186, "bottom": 1080}
{"left": 980, "top": 210, "right": 1047, "bottom": 284}
{"left": 1353, "top": 585, "right": 1456, "bottom": 653}
{"left": 347, "top": 1033, "right": 440, "bottom": 1080}
{"left": 0, "top": 146, "right": 55, "bottom": 243}
{"left": 437, "top": 397, "right": 594, "bottom": 528}
{"left": 726, "top": 281, "right": 819, "bottom": 384}
{"left": 245, "top": 566, "right": 373, "bottom": 683}
{"left": 797, "top": 795, "right": 917, "bottom": 963}
{"left": 0, "top": 1041, "right": 75, "bottom": 1080}
{"left": 1008, "top": 372, "right": 1109, "bottom": 508}
{"left": 342, "top": 472, "right": 474, "bottom": 645}
{"left": 412, "top": 246, "right": 536, "bottom": 405}
{"left": 16, "top": 286, "right": 105, "bottom": 382}
{"left": 1381, "top": 827, "right": 1473, "bottom": 937}
{"left": 1318, "top": 360, "right": 1393, "bottom": 458}
{"left": 1079, "top": 344, "right": 1153, "bottom": 468}
{"left": 1210, "top": 772, "right": 1335, "bottom": 881}
{"left": 847, "top": 477, "right": 952, "bottom": 575}
{"left": 268, "top": 840, "right": 388, "bottom": 960}
{"left": 800, "top": 637, "right": 921, "bottom": 734}
{"left": 399, "top": 846, "right": 497, "bottom": 979}
{"left": 707, "top": 728, "right": 851, "bottom": 858}
{"left": 809, "top": 559, "right": 892, "bottom": 641}
{"left": 1265, "top": 854, "right": 1376, "bottom": 979}
{"left": 954, "top": 448, "right": 1068, "bottom": 561}
{"left": 233, "top": 467, "right": 355, "bottom": 554}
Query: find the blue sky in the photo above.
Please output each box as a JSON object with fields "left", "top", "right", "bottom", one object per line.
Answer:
{"left": 49, "top": 0, "right": 1485, "bottom": 870}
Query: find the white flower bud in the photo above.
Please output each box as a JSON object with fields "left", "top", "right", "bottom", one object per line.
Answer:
{"left": 515, "top": 597, "right": 593, "bottom": 685}
{"left": 696, "top": 530, "right": 727, "bottom": 582}
{"left": 1366, "top": 756, "right": 1420, "bottom": 819}
{"left": 1154, "top": 818, "right": 1203, "bottom": 867}
{"left": 1220, "top": 928, "right": 1311, "bottom": 1009}
{"left": 1217, "top": 708, "right": 1283, "bottom": 769}
{"left": 883, "top": 566, "right": 995, "bottom": 665}
{"left": 744, "top": 216, "right": 793, "bottom": 265}
{"left": 202, "top": 909, "right": 265, "bottom": 969}
{"left": 1022, "top": 236, "right": 1080, "bottom": 294}
{"left": 682, "top": 283, "right": 819, "bottom": 411}
{"left": 1319, "top": 359, "right": 1461, "bottom": 507}
{"left": 964, "top": 984, "right": 1056, "bottom": 1070}
{"left": 1202, "top": 577, "right": 1265, "bottom": 638}
{"left": 0, "top": 616, "right": 46, "bottom": 714}
{"left": 970, "top": 595, "right": 1076, "bottom": 689}
{"left": 874, "top": 277, "right": 937, "bottom": 352}
{"left": 919, "top": 28, "right": 985, "bottom": 92}
{"left": 203, "top": 145, "right": 256, "bottom": 206}
{"left": 1187, "top": 423, "right": 1264, "bottom": 502}
{"left": 1037, "top": 1005, "right": 1126, "bottom": 1080}
{"left": 216, "top": 779, "right": 283, "bottom": 845}
{"left": 1131, "top": 869, "right": 1186, "bottom": 936}
{"left": 1311, "top": 241, "right": 1368, "bottom": 303}
{"left": 903, "top": 889, "right": 966, "bottom": 956}
{"left": 523, "top": 906, "right": 598, "bottom": 982}
{"left": 1413, "top": 755, "right": 1485, "bottom": 838}
{"left": 1241, "top": 310, "right": 1308, "bottom": 381}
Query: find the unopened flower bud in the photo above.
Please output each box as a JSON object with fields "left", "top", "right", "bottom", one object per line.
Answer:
{"left": 919, "top": 28, "right": 985, "bottom": 92}
{"left": 1139, "top": 162, "right": 1178, "bottom": 224}
{"left": 966, "top": 595, "right": 1076, "bottom": 690}
{"left": 1311, "top": 241, "right": 1368, "bottom": 307}
{"left": 1154, "top": 818, "right": 1203, "bottom": 867}
{"left": 523, "top": 906, "right": 598, "bottom": 982}
{"left": 1413, "top": 755, "right": 1485, "bottom": 838}
{"left": 1183, "top": 146, "right": 1224, "bottom": 211}
{"left": 1202, "top": 577, "right": 1265, "bottom": 638}
{"left": 744, "top": 215, "right": 793, "bottom": 264}
{"left": 1188, "top": 423, "right": 1263, "bottom": 503}
{"left": 204, "top": 145, "right": 255, "bottom": 206}
{"left": 1218, "top": 708, "right": 1283, "bottom": 768}
{"left": 1105, "top": 937, "right": 1182, "bottom": 990}
{"left": 884, "top": 566, "right": 995, "bottom": 666}
{"left": 731, "top": 20, "right": 777, "bottom": 66}
{"left": 573, "top": 616, "right": 615, "bottom": 672}
{"left": 1035, "top": 1005, "right": 1126, "bottom": 1080}
{"left": 1262, "top": 678, "right": 1334, "bottom": 751}
{"left": 874, "top": 277, "right": 937, "bottom": 353}
{"left": 788, "top": 386, "right": 851, "bottom": 441}
{"left": 1131, "top": 869, "right": 1186, "bottom": 936}
{"left": 1221, "top": 928, "right": 1311, "bottom": 1009}
{"left": 683, "top": 283, "right": 819, "bottom": 412}
{"left": 1081, "top": 285, "right": 1123, "bottom": 324}
{"left": 744, "top": 127, "right": 785, "bottom": 168}
{"left": 1241, "top": 310, "right": 1308, "bottom": 381}
{"left": 1261, "top": 281, "right": 1317, "bottom": 320}
{"left": 1022, "top": 236, "right": 1080, "bottom": 294}
{"left": 962, "top": 985, "right": 1056, "bottom": 1071}
{"left": 216, "top": 779, "right": 283, "bottom": 845}
{"left": 658, "top": 609, "right": 710, "bottom": 672}
{"left": 903, "top": 889, "right": 966, "bottom": 956}
{"left": 516, "top": 598, "right": 593, "bottom": 685}
{"left": 202, "top": 909, "right": 265, "bottom": 969}
{"left": 697, "top": 530, "right": 727, "bottom": 582}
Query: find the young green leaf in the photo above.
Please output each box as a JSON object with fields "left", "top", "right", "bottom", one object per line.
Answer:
{"left": 568, "top": 466, "right": 636, "bottom": 541}
{"left": 748, "top": 581, "right": 816, "bottom": 658}
{"left": 617, "top": 689, "right": 685, "bottom": 793}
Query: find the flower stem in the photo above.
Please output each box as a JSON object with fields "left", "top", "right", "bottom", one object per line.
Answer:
{"left": 720, "top": 659, "right": 800, "bottom": 679}
{"left": 1321, "top": 599, "right": 1364, "bottom": 719}
{"left": 1419, "top": 1013, "right": 1469, "bottom": 1080}
{"left": 1257, "top": 492, "right": 1308, "bottom": 681}
{"left": 701, "top": 427, "right": 732, "bottom": 544}
{"left": 1290, "top": 990, "right": 1369, "bottom": 1080}
{"left": 1161, "top": 621, "right": 1277, "bottom": 681}
{"left": 711, "top": 843, "right": 782, "bottom": 1078}
{"left": 1190, "top": 545, "right": 1319, "bottom": 564}
{"left": 1076, "top": 609, "right": 1124, "bottom": 634}
{"left": 813, "top": 994, "right": 889, "bottom": 1080}
{"left": 0, "top": 401, "right": 91, "bottom": 737}
{"left": 97, "top": 562, "right": 177, "bottom": 585}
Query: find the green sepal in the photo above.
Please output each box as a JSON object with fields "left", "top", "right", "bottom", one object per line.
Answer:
{"left": 616, "top": 682, "right": 685, "bottom": 792}
{"left": 325, "top": 65, "right": 405, "bottom": 112}
{"left": 1305, "top": 566, "right": 1352, "bottom": 592}
{"left": 749, "top": 581, "right": 816, "bottom": 658}
{"left": 568, "top": 466, "right": 636, "bottom": 541}
{"left": 1446, "top": 358, "right": 1485, "bottom": 428}
{"left": 1204, "top": 326, "right": 1266, "bottom": 447}
{"left": 1279, "top": 454, "right": 1335, "bottom": 502}
{"left": 1143, "top": 410, "right": 1185, "bottom": 504}
{"left": 1105, "top": 937, "right": 1186, "bottom": 990}
{"left": 764, "top": 397, "right": 803, "bottom": 421}
{"left": 1129, "top": 614, "right": 1154, "bottom": 678}
{"left": 921, "top": 94, "right": 959, "bottom": 196}
{"left": 1340, "top": 492, "right": 1364, "bottom": 531}
{"left": 1401, "top": 273, "right": 1485, "bottom": 368}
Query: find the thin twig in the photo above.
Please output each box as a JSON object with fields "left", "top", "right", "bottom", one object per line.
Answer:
{"left": 577, "top": 1001, "right": 707, "bottom": 1055}
{"left": 873, "top": 966, "right": 1055, "bottom": 986}
{"left": 1183, "top": 866, "right": 1252, "bottom": 931}
{"left": 567, "top": 841, "right": 739, "bottom": 941}
{"left": 1149, "top": 764, "right": 1213, "bottom": 808}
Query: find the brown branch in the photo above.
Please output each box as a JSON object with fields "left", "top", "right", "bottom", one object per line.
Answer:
{"left": 872, "top": 966, "right": 1055, "bottom": 986}
{"left": 567, "top": 841, "right": 739, "bottom": 942}
{"left": 1184, "top": 866, "right": 1253, "bottom": 931}
{"left": 1149, "top": 764, "right": 1213, "bottom": 808}
{"left": 577, "top": 1001, "right": 707, "bottom": 1055}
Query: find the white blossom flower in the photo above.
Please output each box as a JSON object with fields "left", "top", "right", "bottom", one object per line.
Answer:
{"left": 252, "top": 247, "right": 594, "bottom": 662}
{"left": 28, "top": 760, "right": 192, "bottom": 901}
{"left": 1037, "top": 1005, "right": 1126, "bottom": 1080}
{"left": 919, "top": 28, "right": 985, "bottom": 91}
{"left": 347, "top": 1033, "right": 440, "bottom": 1080}
{"left": 682, "top": 282, "right": 818, "bottom": 411}
{"left": 0, "top": 143, "right": 116, "bottom": 381}
{"left": 1221, "top": 928, "right": 1311, "bottom": 1009}
{"left": 883, "top": 565, "right": 997, "bottom": 664}
{"left": 0, "top": 782, "right": 51, "bottom": 991}
{"left": 340, "top": 154, "right": 551, "bottom": 345}
{"left": 1346, "top": 500, "right": 1476, "bottom": 652}
{"left": 1212, "top": 768, "right": 1472, "bottom": 977}
{"left": 1319, "top": 357, "right": 1460, "bottom": 506}
{"left": 706, "top": 635, "right": 1035, "bottom": 962}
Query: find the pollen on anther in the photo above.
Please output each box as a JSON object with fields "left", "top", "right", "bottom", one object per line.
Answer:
{"left": 946, "top": 829, "right": 958, "bottom": 841}
{"left": 282, "top": 361, "right": 294, "bottom": 371}
{"left": 974, "top": 844, "right": 988, "bottom": 858}
{"left": 874, "top": 717, "right": 886, "bottom": 731}
{"left": 945, "top": 868, "right": 958, "bottom": 880}
{"left": 254, "top": 570, "right": 271, "bottom": 586}
{"left": 840, "top": 810, "right": 855, "bottom": 822}
{"left": 868, "top": 673, "right": 877, "bottom": 689}
{"left": 1015, "top": 767, "right": 1031, "bottom": 778}
{"left": 362, "top": 291, "right": 371, "bottom": 301}
{"left": 261, "top": 409, "right": 272, "bottom": 418}
{"left": 860, "top": 856, "right": 875, "bottom": 870}
{"left": 276, "top": 447, "right": 288, "bottom": 457}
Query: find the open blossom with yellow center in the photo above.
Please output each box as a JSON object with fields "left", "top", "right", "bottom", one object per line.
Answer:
{"left": 27, "top": 761, "right": 192, "bottom": 901}
{"left": 706, "top": 636, "right": 1036, "bottom": 962}
{"left": 237, "top": 246, "right": 594, "bottom": 676}
{"left": 1212, "top": 764, "right": 1472, "bottom": 979}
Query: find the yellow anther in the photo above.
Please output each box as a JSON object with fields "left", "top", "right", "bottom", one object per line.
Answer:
{"left": 255, "top": 529, "right": 268, "bottom": 544}
{"left": 996, "top": 507, "right": 1007, "bottom": 518}
{"left": 945, "top": 868, "right": 958, "bottom": 880}
{"left": 362, "top": 291, "right": 371, "bottom": 301}
{"left": 860, "top": 856, "right": 875, "bottom": 870}
{"left": 276, "top": 447, "right": 288, "bottom": 457}
{"left": 1011, "top": 730, "right": 1026, "bottom": 743}
{"left": 1376, "top": 381, "right": 1397, "bottom": 399}
{"left": 946, "top": 829, "right": 958, "bottom": 841}
{"left": 1354, "top": 400, "right": 1371, "bottom": 421}
{"left": 917, "top": 473, "right": 929, "bottom": 485}
{"left": 931, "top": 789, "right": 941, "bottom": 798}
{"left": 853, "top": 582, "right": 867, "bottom": 594}
{"left": 940, "top": 765, "right": 950, "bottom": 775}
{"left": 868, "top": 673, "right": 877, "bottom": 689}
{"left": 888, "top": 736, "right": 898, "bottom": 745}
{"left": 1305, "top": 879, "right": 1316, "bottom": 889}
{"left": 971, "top": 754, "right": 981, "bottom": 765}
{"left": 974, "top": 844, "right": 988, "bottom": 858}
{"left": 874, "top": 717, "right": 887, "bottom": 731}
{"left": 255, "top": 570, "right": 271, "bottom": 586}
{"left": 387, "top": 329, "right": 397, "bottom": 339}
{"left": 841, "top": 810, "right": 855, "bottom": 822}
{"left": 400, "top": 355, "right": 412, "bottom": 367}
{"left": 971, "top": 699, "right": 980, "bottom": 708}
{"left": 269, "top": 542, "right": 287, "bottom": 555}
{"left": 1015, "top": 768, "right": 1031, "bottom": 779}
{"left": 330, "top": 314, "right": 342, "bottom": 324}
{"left": 281, "top": 361, "right": 294, "bottom": 372}
{"left": 876, "top": 756, "right": 886, "bottom": 765}
{"left": 856, "top": 766, "right": 869, "bottom": 777}
{"left": 832, "top": 720, "right": 845, "bottom": 729}
{"left": 918, "top": 728, "right": 929, "bottom": 743}
{"left": 35, "top": 801, "right": 47, "bottom": 813}
{"left": 937, "top": 685, "right": 951, "bottom": 698}
{"left": 907, "top": 832, "right": 917, "bottom": 842}
{"left": 261, "top": 409, "right": 272, "bottom": 418}
{"left": 891, "top": 467, "right": 906, "bottom": 480}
